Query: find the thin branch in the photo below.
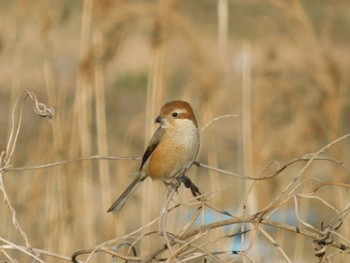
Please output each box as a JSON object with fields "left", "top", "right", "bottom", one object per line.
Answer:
{"left": 6, "top": 155, "right": 141, "bottom": 172}
{"left": 0, "top": 238, "right": 45, "bottom": 263}
{"left": 200, "top": 114, "right": 238, "bottom": 133}
{"left": 258, "top": 226, "right": 292, "bottom": 263}
{"left": 159, "top": 182, "right": 178, "bottom": 254}
{"left": 0, "top": 90, "right": 54, "bottom": 259}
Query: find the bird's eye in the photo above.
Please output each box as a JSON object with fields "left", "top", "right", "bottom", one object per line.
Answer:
{"left": 172, "top": 112, "right": 179, "bottom": 117}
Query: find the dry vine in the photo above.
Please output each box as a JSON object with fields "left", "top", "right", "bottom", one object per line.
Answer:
{"left": 1, "top": 91, "right": 350, "bottom": 262}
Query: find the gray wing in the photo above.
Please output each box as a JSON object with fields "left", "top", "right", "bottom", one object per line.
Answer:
{"left": 139, "top": 127, "right": 166, "bottom": 170}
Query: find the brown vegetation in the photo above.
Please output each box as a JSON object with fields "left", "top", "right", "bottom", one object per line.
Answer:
{"left": 1, "top": 0, "right": 350, "bottom": 262}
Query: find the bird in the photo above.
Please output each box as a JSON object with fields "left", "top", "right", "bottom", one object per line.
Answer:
{"left": 107, "top": 100, "right": 200, "bottom": 213}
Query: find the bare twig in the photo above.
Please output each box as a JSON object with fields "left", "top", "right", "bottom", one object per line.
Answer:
{"left": 200, "top": 114, "right": 238, "bottom": 133}
{"left": 159, "top": 181, "right": 179, "bottom": 255}
{"left": 3, "top": 91, "right": 350, "bottom": 262}
{"left": 6, "top": 155, "right": 141, "bottom": 172}
{"left": 0, "top": 90, "right": 54, "bottom": 260}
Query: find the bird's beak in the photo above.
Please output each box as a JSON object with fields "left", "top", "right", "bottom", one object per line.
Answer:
{"left": 155, "top": 115, "right": 164, "bottom": 124}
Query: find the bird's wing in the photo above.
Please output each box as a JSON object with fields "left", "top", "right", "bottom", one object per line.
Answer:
{"left": 140, "top": 127, "right": 166, "bottom": 170}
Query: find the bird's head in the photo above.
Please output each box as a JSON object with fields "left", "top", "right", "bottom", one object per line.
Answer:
{"left": 155, "top": 100, "right": 198, "bottom": 128}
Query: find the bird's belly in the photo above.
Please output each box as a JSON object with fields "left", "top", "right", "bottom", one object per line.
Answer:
{"left": 148, "top": 138, "right": 197, "bottom": 180}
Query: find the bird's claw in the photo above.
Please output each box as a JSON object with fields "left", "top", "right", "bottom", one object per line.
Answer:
{"left": 178, "top": 175, "right": 202, "bottom": 197}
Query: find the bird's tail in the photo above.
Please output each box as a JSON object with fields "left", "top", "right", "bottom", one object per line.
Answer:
{"left": 107, "top": 173, "right": 147, "bottom": 213}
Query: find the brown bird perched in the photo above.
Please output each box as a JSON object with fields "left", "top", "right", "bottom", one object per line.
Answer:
{"left": 107, "top": 100, "right": 200, "bottom": 213}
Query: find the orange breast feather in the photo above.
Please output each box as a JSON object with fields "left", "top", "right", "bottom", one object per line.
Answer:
{"left": 148, "top": 137, "right": 189, "bottom": 180}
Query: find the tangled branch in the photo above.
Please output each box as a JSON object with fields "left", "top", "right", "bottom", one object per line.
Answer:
{"left": 1, "top": 92, "right": 350, "bottom": 262}
{"left": 0, "top": 90, "right": 54, "bottom": 262}
{"left": 71, "top": 134, "right": 350, "bottom": 262}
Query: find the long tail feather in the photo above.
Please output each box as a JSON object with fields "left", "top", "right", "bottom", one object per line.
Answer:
{"left": 107, "top": 173, "right": 147, "bottom": 213}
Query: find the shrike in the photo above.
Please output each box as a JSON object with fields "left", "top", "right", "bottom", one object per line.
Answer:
{"left": 107, "top": 100, "right": 200, "bottom": 213}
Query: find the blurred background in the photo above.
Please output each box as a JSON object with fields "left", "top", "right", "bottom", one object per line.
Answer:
{"left": 0, "top": 0, "right": 349, "bottom": 262}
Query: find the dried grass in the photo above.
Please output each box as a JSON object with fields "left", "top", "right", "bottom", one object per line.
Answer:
{"left": 1, "top": 0, "right": 350, "bottom": 262}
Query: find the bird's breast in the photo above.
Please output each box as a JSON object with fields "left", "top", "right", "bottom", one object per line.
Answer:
{"left": 148, "top": 120, "right": 199, "bottom": 180}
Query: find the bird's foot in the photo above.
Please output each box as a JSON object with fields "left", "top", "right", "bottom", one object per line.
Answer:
{"left": 178, "top": 175, "right": 202, "bottom": 197}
